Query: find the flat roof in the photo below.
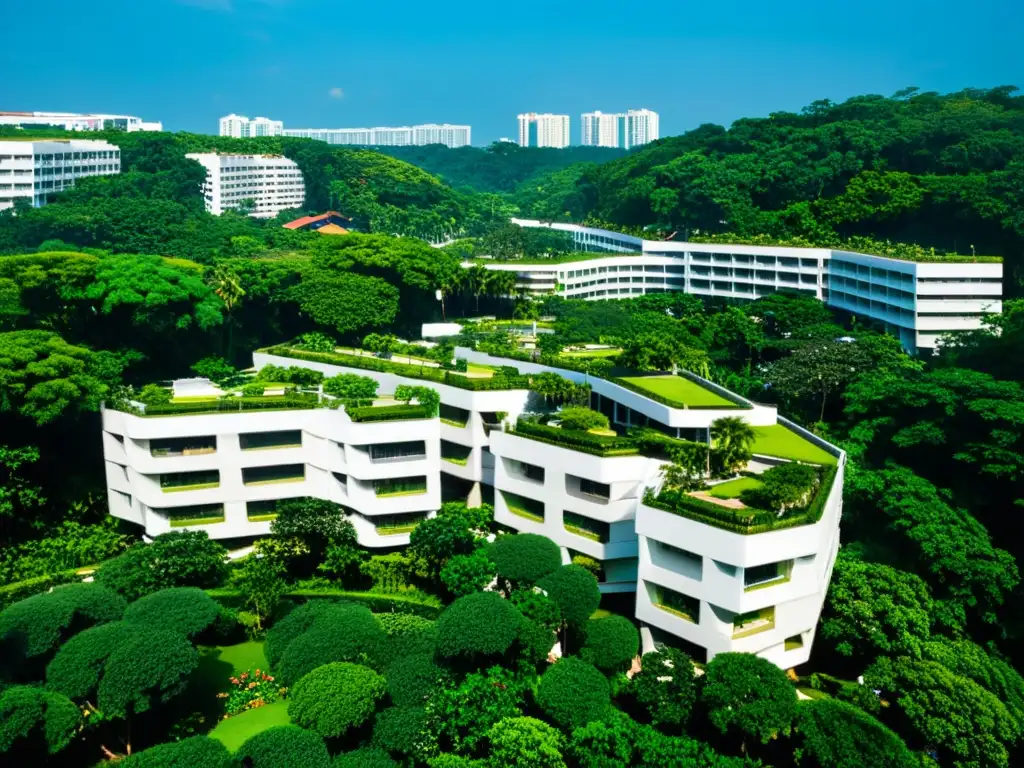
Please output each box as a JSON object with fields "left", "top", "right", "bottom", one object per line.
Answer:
{"left": 617, "top": 375, "right": 736, "bottom": 408}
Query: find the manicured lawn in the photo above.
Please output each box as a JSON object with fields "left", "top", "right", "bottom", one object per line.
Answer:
{"left": 708, "top": 476, "right": 764, "bottom": 499}
{"left": 618, "top": 375, "right": 735, "bottom": 407}
{"left": 466, "top": 363, "right": 496, "bottom": 377}
{"left": 208, "top": 699, "right": 290, "bottom": 752}
{"left": 216, "top": 641, "right": 269, "bottom": 675}
{"left": 750, "top": 424, "right": 837, "bottom": 465}
{"left": 561, "top": 347, "right": 622, "bottom": 358}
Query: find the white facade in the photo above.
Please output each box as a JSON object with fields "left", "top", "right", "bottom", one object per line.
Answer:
{"left": 518, "top": 113, "right": 571, "bottom": 148}
{"left": 581, "top": 109, "right": 659, "bottom": 149}
{"left": 0, "top": 139, "right": 121, "bottom": 211}
{"left": 485, "top": 220, "right": 1003, "bottom": 353}
{"left": 218, "top": 115, "right": 284, "bottom": 138}
{"left": 0, "top": 111, "right": 162, "bottom": 132}
{"left": 282, "top": 124, "right": 472, "bottom": 149}
{"left": 101, "top": 346, "right": 844, "bottom": 669}
{"left": 185, "top": 153, "right": 305, "bottom": 218}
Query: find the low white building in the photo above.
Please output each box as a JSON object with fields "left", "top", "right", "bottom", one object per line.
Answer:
{"left": 283, "top": 124, "right": 472, "bottom": 149}
{"left": 0, "top": 139, "right": 121, "bottom": 211}
{"left": 186, "top": 153, "right": 305, "bottom": 218}
{"left": 476, "top": 220, "right": 1004, "bottom": 354}
{"left": 101, "top": 343, "right": 844, "bottom": 669}
{"left": 0, "top": 111, "right": 162, "bottom": 132}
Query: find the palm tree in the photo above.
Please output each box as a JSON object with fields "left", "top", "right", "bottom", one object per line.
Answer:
{"left": 465, "top": 265, "right": 490, "bottom": 313}
{"left": 485, "top": 270, "right": 518, "bottom": 300}
{"left": 208, "top": 264, "right": 245, "bottom": 362}
{"left": 710, "top": 416, "right": 757, "bottom": 475}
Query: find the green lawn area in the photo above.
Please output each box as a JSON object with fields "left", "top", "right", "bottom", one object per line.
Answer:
{"left": 208, "top": 699, "right": 290, "bottom": 751}
{"left": 708, "top": 476, "right": 764, "bottom": 499}
{"left": 466, "top": 363, "right": 495, "bottom": 377}
{"left": 751, "top": 424, "right": 837, "bottom": 465}
{"left": 618, "top": 375, "right": 735, "bottom": 407}
{"left": 561, "top": 347, "right": 622, "bottom": 358}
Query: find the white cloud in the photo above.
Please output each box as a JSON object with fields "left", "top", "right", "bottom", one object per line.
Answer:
{"left": 328, "top": 87, "right": 344, "bottom": 99}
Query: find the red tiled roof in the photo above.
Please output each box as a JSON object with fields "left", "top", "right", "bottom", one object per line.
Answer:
{"left": 282, "top": 211, "right": 351, "bottom": 230}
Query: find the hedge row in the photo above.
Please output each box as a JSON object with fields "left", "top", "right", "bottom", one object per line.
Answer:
{"left": 347, "top": 404, "right": 434, "bottom": 423}
{"left": 511, "top": 420, "right": 640, "bottom": 457}
{"left": 262, "top": 347, "right": 532, "bottom": 392}
{"left": 0, "top": 567, "right": 92, "bottom": 609}
{"left": 138, "top": 395, "right": 325, "bottom": 416}
{"left": 644, "top": 463, "right": 838, "bottom": 535}
{"left": 207, "top": 587, "right": 443, "bottom": 618}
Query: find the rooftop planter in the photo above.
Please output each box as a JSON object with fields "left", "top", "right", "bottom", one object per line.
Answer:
{"left": 347, "top": 404, "right": 434, "bottom": 423}
{"left": 510, "top": 419, "right": 640, "bottom": 457}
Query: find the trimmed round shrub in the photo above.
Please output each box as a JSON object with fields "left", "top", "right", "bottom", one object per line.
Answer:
{"left": 487, "top": 716, "right": 566, "bottom": 768}
{"left": 536, "top": 657, "right": 610, "bottom": 731}
{"left": 537, "top": 566, "right": 600, "bottom": 626}
{"left": 377, "top": 612, "right": 433, "bottom": 637}
{"left": 0, "top": 685, "right": 81, "bottom": 756}
{"left": 278, "top": 603, "right": 387, "bottom": 685}
{"left": 701, "top": 652, "right": 797, "bottom": 745}
{"left": 334, "top": 747, "right": 400, "bottom": 768}
{"left": 491, "top": 534, "right": 562, "bottom": 586}
{"left": 631, "top": 647, "right": 697, "bottom": 730}
{"left": 0, "top": 583, "right": 126, "bottom": 663}
{"left": 795, "top": 698, "right": 918, "bottom": 768}
{"left": 386, "top": 652, "right": 447, "bottom": 708}
{"left": 378, "top": 614, "right": 437, "bottom": 656}
{"left": 435, "top": 592, "right": 522, "bottom": 660}
{"left": 556, "top": 407, "right": 609, "bottom": 432}
{"left": 373, "top": 706, "right": 427, "bottom": 756}
{"left": 441, "top": 549, "right": 497, "bottom": 598}
{"left": 510, "top": 589, "right": 561, "bottom": 631}
{"left": 97, "top": 628, "right": 199, "bottom": 718}
{"left": 289, "top": 662, "right": 387, "bottom": 739}
{"left": 566, "top": 710, "right": 637, "bottom": 768}
{"left": 122, "top": 587, "right": 220, "bottom": 639}
{"left": 46, "top": 621, "right": 134, "bottom": 700}
{"left": 428, "top": 757, "right": 485, "bottom": 768}
{"left": 580, "top": 617, "right": 639, "bottom": 672}
{"left": 265, "top": 600, "right": 340, "bottom": 667}
{"left": 120, "top": 735, "right": 233, "bottom": 768}
{"left": 235, "top": 724, "right": 331, "bottom": 768}
{"left": 518, "top": 617, "right": 557, "bottom": 665}
{"left": 96, "top": 531, "right": 228, "bottom": 600}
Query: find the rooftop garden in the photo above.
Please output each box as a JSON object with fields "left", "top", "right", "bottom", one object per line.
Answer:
{"left": 751, "top": 424, "right": 838, "bottom": 465}
{"left": 614, "top": 374, "right": 746, "bottom": 409}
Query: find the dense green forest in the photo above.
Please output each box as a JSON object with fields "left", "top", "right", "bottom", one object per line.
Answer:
{"left": 0, "top": 92, "right": 1023, "bottom": 767}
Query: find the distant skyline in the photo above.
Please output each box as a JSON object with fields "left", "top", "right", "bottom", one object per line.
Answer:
{"left": 3, "top": 0, "right": 1023, "bottom": 145}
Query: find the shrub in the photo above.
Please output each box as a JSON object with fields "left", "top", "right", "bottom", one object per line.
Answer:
{"left": 566, "top": 711, "right": 637, "bottom": 768}
{"left": 487, "top": 716, "right": 566, "bottom": 768}
{"left": 580, "top": 617, "right": 639, "bottom": 673}
{"left": 386, "top": 652, "right": 447, "bottom": 708}
{"left": 119, "top": 735, "right": 233, "bottom": 768}
{"left": 45, "top": 621, "right": 133, "bottom": 700}
{"left": 537, "top": 566, "right": 600, "bottom": 626}
{"left": 377, "top": 612, "right": 433, "bottom": 637}
{"left": 570, "top": 555, "right": 603, "bottom": 579}
{"left": 277, "top": 602, "right": 387, "bottom": 685}
{"left": 794, "top": 698, "right": 918, "bottom": 768}
{"left": 429, "top": 757, "right": 484, "bottom": 768}
{"left": 518, "top": 617, "right": 557, "bottom": 665}
{"left": 379, "top": 615, "right": 437, "bottom": 656}
{"left": 288, "top": 662, "right": 386, "bottom": 739}
{"left": 491, "top": 534, "right": 562, "bottom": 586}
{"left": 556, "top": 407, "right": 609, "bottom": 432}
{"left": 264, "top": 600, "right": 340, "bottom": 668}
{"left": 122, "top": 587, "right": 220, "bottom": 639}
{"left": 407, "top": 514, "right": 479, "bottom": 582}
{"left": 0, "top": 686, "right": 81, "bottom": 756}
{"left": 0, "top": 582, "right": 126, "bottom": 665}
{"left": 373, "top": 706, "right": 428, "bottom": 756}
{"left": 97, "top": 628, "right": 199, "bottom": 718}
{"left": 241, "top": 381, "right": 265, "bottom": 396}
{"left": 631, "top": 647, "right": 697, "bottom": 731}
{"left": 235, "top": 725, "right": 331, "bottom": 768}
{"left": 426, "top": 666, "right": 527, "bottom": 753}
{"left": 436, "top": 592, "right": 522, "bottom": 661}
{"left": 138, "top": 383, "right": 172, "bottom": 406}
{"left": 441, "top": 549, "right": 496, "bottom": 597}
{"left": 701, "top": 652, "right": 797, "bottom": 745}
{"left": 191, "top": 356, "right": 235, "bottom": 383}
{"left": 536, "top": 658, "right": 611, "bottom": 731}
{"left": 324, "top": 373, "right": 380, "bottom": 400}
{"left": 394, "top": 384, "right": 441, "bottom": 417}
{"left": 741, "top": 463, "right": 819, "bottom": 512}
{"left": 298, "top": 332, "right": 336, "bottom": 353}
{"left": 97, "top": 531, "right": 228, "bottom": 600}
{"left": 335, "top": 747, "right": 400, "bottom": 768}
{"left": 509, "top": 588, "right": 561, "bottom": 631}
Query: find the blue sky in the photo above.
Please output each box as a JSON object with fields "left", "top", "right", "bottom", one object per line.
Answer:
{"left": 3, "top": 0, "right": 1023, "bottom": 144}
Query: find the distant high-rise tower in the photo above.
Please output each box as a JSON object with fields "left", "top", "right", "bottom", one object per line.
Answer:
{"left": 581, "top": 109, "right": 659, "bottom": 149}
{"left": 517, "top": 113, "right": 571, "bottom": 148}
{"left": 218, "top": 114, "right": 284, "bottom": 138}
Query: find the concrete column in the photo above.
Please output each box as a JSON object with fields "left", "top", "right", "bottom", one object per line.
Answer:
{"left": 466, "top": 481, "right": 483, "bottom": 508}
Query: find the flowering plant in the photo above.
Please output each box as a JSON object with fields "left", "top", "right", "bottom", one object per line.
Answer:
{"left": 217, "top": 667, "right": 286, "bottom": 716}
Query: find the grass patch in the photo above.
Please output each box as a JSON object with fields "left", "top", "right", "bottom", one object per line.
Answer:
{"left": 561, "top": 347, "right": 622, "bottom": 358}
{"left": 442, "top": 456, "right": 469, "bottom": 466}
{"left": 750, "top": 424, "right": 837, "bottom": 465}
{"left": 565, "top": 524, "right": 602, "bottom": 542}
{"left": 708, "top": 476, "right": 764, "bottom": 499}
{"left": 465, "top": 363, "right": 496, "bottom": 377}
{"left": 169, "top": 515, "right": 225, "bottom": 527}
{"left": 246, "top": 513, "right": 278, "bottom": 523}
{"left": 375, "top": 524, "right": 419, "bottom": 535}
{"left": 797, "top": 686, "right": 830, "bottom": 700}
{"left": 162, "top": 482, "right": 219, "bottom": 493}
{"left": 441, "top": 418, "right": 468, "bottom": 428}
{"left": 375, "top": 488, "right": 427, "bottom": 498}
{"left": 208, "top": 698, "right": 290, "bottom": 752}
{"left": 618, "top": 375, "right": 735, "bottom": 408}
{"left": 244, "top": 477, "right": 304, "bottom": 486}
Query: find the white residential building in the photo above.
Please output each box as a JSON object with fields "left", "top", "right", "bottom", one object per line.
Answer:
{"left": 282, "top": 124, "right": 472, "bottom": 149}
{"left": 581, "top": 109, "right": 659, "bottom": 149}
{"left": 0, "top": 111, "right": 162, "bottom": 132}
{"left": 218, "top": 114, "right": 285, "bottom": 138}
{"left": 518, "top": 113, "right": 571, "bottom": 148}
{"left": 479, "top": 220, "right": 1004, "bottom": 353}
{"left": 0, "top": 139, "right": 121, "bottom": 211}
{"left": 186, "top": 153, "right": 305, "bottom": 218}
{"left": 101, "top": 344, "right": 844, "bottom": 669}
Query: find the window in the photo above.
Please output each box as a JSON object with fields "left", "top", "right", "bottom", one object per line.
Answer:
{"left": 439, "top": 403, "right": 470, "bottom": 427}
{"left": 743, "top": 561, "right": 792, "bottom": 590}
{"left": 239, "top": 430, "right": 301, "bottom": 451}
{"left": 441, "top": 440, "right": 472, "bottom": 466}
{"left": 374, "top": 476, "right": 427, "bottom": 497}
{"left": 732, "top": 606, "right": 775, "bottom": 638}
{"left": 563, "top": 511, "right": 609, "bottom": 543}
{"left": 577, "top": 477, "right": 610, "bottom": 500}
{"left": 369, "top": 441, "right": 426, "bottom": 462}
{"left": 246, "top": 499, "right": 280, "bottom": 522}
{"left": 156, "top": 503, "right": 224, "bottom": 527}
{"left": 501, "top": 490, "right": 545, "bottom": 522}
{"left": 151, "top": 436, "right": 217, "bottom": 457}
{"left": 507, "top": 458, "right": 545, "bottom": 484}
{"left": 242, "top": 464, "right": 305, "bottom": 485}
{"left": 160, "top": 470, "right": 219, "bottom": 492}
{"left": 652, "top": 583, "right": 699, "bottom": 623}
{"left": 373, "top": 512, "right": 428, "bottom": 535}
